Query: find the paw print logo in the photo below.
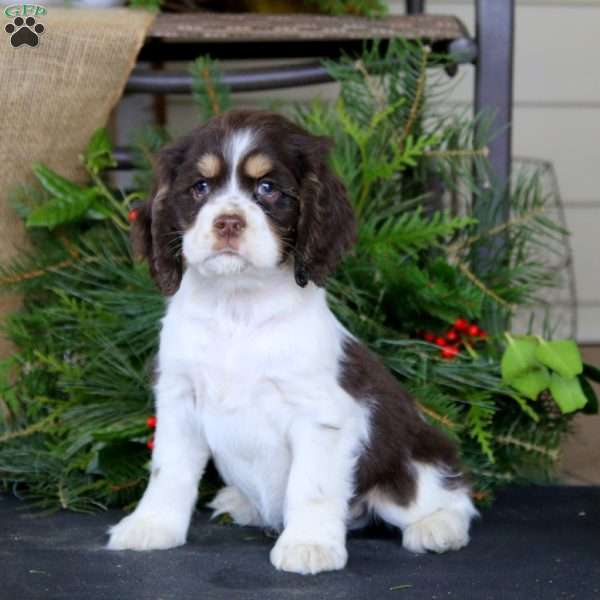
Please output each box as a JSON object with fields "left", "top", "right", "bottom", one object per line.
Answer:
{"left": 5, "top": 16, "right": 45, "bottom": 48}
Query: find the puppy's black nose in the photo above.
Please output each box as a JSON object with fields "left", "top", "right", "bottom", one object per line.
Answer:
{"left": 213, "top": 214, "right": 246, "bottom": 239}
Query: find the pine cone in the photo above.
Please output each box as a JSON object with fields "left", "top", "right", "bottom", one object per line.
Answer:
{"left": 538, "top": 390, "right": 562, "bottom": 420}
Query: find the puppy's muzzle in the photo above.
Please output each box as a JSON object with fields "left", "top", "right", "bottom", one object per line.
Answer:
{"left": 213, "top": 214, "right": 246, "bottom": 240}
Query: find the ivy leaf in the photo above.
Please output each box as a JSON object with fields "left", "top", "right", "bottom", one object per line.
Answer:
{"left": 510, "top": 368, "right": 550, "bottom": 401}
{"left": 548, "top": 374, "right": 588, "bottom": 414}
{"left": 83, "top": 128, "right": 116, "bottom": 175}
{"left": 501, "top": 336, "right": 539, "bottom": 382}
{"left": 535, "top": 340, "right": 583, "bottom": 378}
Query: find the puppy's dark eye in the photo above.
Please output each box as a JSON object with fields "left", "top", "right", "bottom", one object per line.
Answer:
{"left": 192, "top": 180, "right": 210, "bottom": 200}
{"left": 256, "top": 180, "right": 281, "bottom": 203}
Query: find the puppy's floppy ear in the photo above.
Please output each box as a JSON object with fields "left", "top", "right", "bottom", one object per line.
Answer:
{"left": 293, "top": 135, "right": 356, "bottom": 287}
{"left": 131, "top": 140, "right": 188, "bottom": 296}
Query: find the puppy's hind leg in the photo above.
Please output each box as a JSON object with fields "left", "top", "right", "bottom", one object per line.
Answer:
{"left": 208, "top": 486, "right": 264, "bottom": 527}
{"left": 367, "top": 463, "right": 478, "bottom": 554}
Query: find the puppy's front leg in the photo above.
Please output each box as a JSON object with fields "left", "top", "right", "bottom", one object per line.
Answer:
{"left": 108, "top": 374, "right": 209, "bottom": 551}
{"left": 271, "top": 416, "right": 360, "bottom": 575}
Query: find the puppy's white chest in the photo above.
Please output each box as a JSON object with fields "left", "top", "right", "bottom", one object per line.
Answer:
{"left": 186, "top": 320, "right": 281, "bottom": 410}
{"left": 201, "top": 383, "right": 293, "bottom": 528}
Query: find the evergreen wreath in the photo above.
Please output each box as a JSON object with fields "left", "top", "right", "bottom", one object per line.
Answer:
{"left": 0, "top": 41, "right": 598, "bottom": 513}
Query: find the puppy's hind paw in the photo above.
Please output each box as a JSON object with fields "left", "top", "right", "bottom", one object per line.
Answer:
{"left": 402, "top": 508, "right": 470, "bottom": 554}
{"left": 107, "top": 512, "right": 186, "bottom": 551}
{"left": 270, "top": 539, "right": 347, "bottom": 575}
{"left": 207, "top": 486, "right": 263, "bottom": 527}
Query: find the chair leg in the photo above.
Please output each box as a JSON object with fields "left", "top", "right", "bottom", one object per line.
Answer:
{"left": 474, "top": 0, "right": 515, "bottom": 272}
{"left": 405, "top": 0, "right": 425, "bottom": 15}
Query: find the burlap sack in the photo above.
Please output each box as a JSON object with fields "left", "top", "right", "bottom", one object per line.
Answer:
{"left": 0, "top": 8, "right": 155, "bottom": 358}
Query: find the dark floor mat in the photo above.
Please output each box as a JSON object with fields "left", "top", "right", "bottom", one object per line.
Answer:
{"left": 1, "top": 486, "right": 599, "bottom": 600}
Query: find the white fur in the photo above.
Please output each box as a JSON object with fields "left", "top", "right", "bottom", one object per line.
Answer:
{"left": 182, "top": 129, "right": 281, "bottom": 277}
{"left": 108, "top": 265, "right": 369, "bottom": 574}
{"left": 107, "top": 126, "right": 476, "bottom": 573}
{"left": 207, "top": 485, "right": 263, "bottom": 527}
{"left": 365, "top": 463, "right": 478, "bottom": 554}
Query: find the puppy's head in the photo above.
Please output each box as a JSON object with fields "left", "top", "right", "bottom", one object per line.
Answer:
{"left": 132, "top": 110, "right": 356, "bottom": 295}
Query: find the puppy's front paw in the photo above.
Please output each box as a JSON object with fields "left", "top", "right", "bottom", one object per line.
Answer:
{"left": 270, "top": 536, "right": 347, "bottom": 575}
{"left": 107, "top": 512, "right": 186, "bottom": 551}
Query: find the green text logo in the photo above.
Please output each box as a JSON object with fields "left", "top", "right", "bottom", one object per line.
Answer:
{"left": 4, "top": 5, "right": 47, "bottom": 17}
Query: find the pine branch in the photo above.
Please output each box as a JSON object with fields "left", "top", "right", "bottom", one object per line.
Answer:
{"left": 416, "top": 402, "right": 457, "bottom": 431}
{"left": 0, "top": 258, "right": 76, "bottom": 285}
{"left": 455, "top": 261, "right": 515, "bottom": 310}
{"left": 190, "top": 57, "right": 232, "bottom": 121}
{"left": 396, "top": 45, "right": 429, "bottom": 150}
{"left": 496, "top": 435, "right": 559, "bottom": 461}
{"left": 424, "top": 147, "right": 489, "bottom": 159}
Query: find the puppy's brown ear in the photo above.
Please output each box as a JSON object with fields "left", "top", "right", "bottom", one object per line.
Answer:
{"left": 131, "top": 141, "right": 188, "bottom": 296}
{"left": 293, "top": 135, "right": 356, "bottom": 287}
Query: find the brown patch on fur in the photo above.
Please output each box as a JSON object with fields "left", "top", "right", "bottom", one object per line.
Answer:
{"left": 131, "top": 180, "right": 183, "bottom": 296}
{"left": 197, "top": 153, "right": 221, "bottom": 178}
{"left": 244, "top": 153, "right": 273, "bottom": 179}
{"left": 293, "top": 153, "right": 356, "bottom": 287}
{"left": 339, "top": 339, "right": 465, "bottom": 507}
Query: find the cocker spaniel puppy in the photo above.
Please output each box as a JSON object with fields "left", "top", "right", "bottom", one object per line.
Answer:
{"left": 108, "top": 109, "right": 477, "bottom": 574}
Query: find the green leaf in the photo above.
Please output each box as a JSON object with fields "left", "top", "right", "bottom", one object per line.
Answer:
{"left": 87, "top": 197, "right": 116, "bottom": 221}
{"left": 501, "top": 336, "right": 539, "bottom": 382}
{"left": 33, "top": 163, "right": 86, "bottom": 199}
{"left": 535, "top": 340, "right": 583, "bottom": 378}
{"left": 26, "top": 188, "right": 99, "bottom": 229}
{"left": 83, "top": 128, "right": 116, "bottom": 175}
{"left": 583, "top": 362, "right": 600, "bottom": 383}
{"left": 579, "top": 375, "right": 599, "bottom": 415}
{"left": 509, "top": 368, "right": 550, "bottom": 401}
{"left": 548, "top": 374, "right": 588, "bottom": 414}
{"left": 27, "top": 162, "right": 109, "bottom": 228}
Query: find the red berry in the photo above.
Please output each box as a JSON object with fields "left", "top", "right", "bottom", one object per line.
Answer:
{"left": 146, "top": 436, "right": 154, "bottom": 450}
{"left": 454, "top": 318, "right": 469, "bottom": 331}
{"left": 441, "top": 346, "right": 460, "bottom": 359}
{"left": 146, "top": 415, "right": 157, "bottom": 429}
{"left": 424, "top": 332, "right": 435, "bottom": 342}
{"left": 128, "top": 209, "right": 138, "bottom": 222}
{"left": 446, "top": 330, "right": 459, "bottom": 342}
{"left": 435, "top": 337, "right": 447, "bottom": 347}
{"left": 479, "top": 329, "right": 488, "bottom": 339}
{"left": 467, "top": 324, "right": 480, "bottom": 337}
